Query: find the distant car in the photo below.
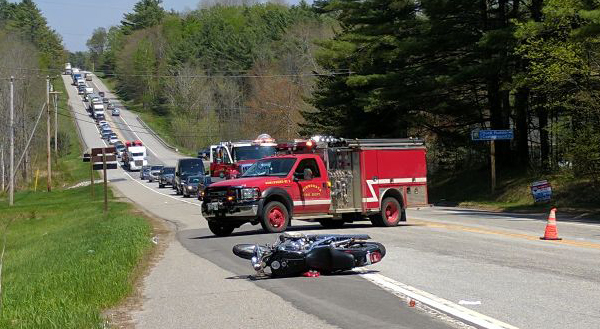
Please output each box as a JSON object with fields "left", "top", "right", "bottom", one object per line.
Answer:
{"left": 108, "top": 133, "right": 119, "bottom": 144}
{"left": 112, "top": 108, "right": 120, "bottom": 116}
{"left": 114, "top": 142, "right": 125, "bottom": 157}
{"left": 101, "top": 130, "right": 112, "bottom": 140}
{"left": 103, "top": 97, "right": 109, "bottom": 104}
{"left": 148, "top": 165, "right": 164, "bottom": 182}
{"left": 140, "top": 166, "right": 151, "bottom": 180}
{"left": 85, "top": 74, "right": 92, "bottom": 81}
{"left": 158, "top": 166, "right": 175, "bottom": 188}
{"left": 99, "top": 91, "right": 105, "bottom": 97}
{"left": 107, "top": 102, "right": 115, "bottom": 110}
{"left": 197, "top": 176, "right": 211, "bottom": 200}
{"left": 97, "top": 120, "right": 108, "bottom": 126}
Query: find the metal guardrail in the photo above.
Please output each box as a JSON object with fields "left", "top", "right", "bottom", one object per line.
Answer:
{"left": 135, "top": 116, "right": 179, "bottom": 152}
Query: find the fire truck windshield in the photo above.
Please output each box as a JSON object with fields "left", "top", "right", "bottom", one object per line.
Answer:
{"left": 242, "top": 158, "right": 296, "bottom": 177}
{"left": 233, "top": 146, "right": 277, "bottom": 162}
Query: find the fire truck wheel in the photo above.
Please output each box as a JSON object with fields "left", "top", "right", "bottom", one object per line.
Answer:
{"left": 318, "top": 219, "right": 345, "bottom": 229}
{"left": 261, "top": 201, "right": 289, "bottom": 233}
{"left": 208, "top": 222, "right": 235, "bottom": 237}
{"left": 370, "top": 197, "right": 401, "bottom": 227}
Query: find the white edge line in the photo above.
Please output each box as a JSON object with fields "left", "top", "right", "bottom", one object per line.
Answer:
{"left": 359, "top": 272, "right": 519, "bottom": 329}
{"left": 120, "top": 171, "right": 201, "bottom": 206}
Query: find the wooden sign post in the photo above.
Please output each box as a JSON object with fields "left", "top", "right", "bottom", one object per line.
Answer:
{"left": 85, "top": 147, "right": 117, "bottom": 212}
{"left": 472, "top": 130, "right": 514, "bottom": 193}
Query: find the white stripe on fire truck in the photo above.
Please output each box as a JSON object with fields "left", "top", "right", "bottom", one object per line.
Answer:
{"left": 362, "top": 177, "right": 427, "bottom": 203}
{"left": 292, "top": 199, "right": 332, "bottom": 206}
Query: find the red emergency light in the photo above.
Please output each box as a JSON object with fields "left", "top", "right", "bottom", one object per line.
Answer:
{"left": 276, "top": 139, "right": 315, "bottom": 154}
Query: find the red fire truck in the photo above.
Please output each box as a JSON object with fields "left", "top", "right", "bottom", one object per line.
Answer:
{"left": 209, "top": 134, "right": 277, "bottom": 178}
{"left": 201, "top": 138, "right": 428, "bottom": 236}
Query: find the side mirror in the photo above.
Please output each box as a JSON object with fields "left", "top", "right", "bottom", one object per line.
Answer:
{"left": 293, "top": 172, "right": 302, "bottom": 182}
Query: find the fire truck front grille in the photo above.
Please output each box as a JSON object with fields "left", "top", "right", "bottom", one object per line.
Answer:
{"left": 205, "top": 187, "right": 239, "bottom": 201}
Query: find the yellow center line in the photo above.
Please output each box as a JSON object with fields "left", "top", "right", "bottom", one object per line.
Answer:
{"left": 411, "top": 219, "right": 600, "bottom": 250}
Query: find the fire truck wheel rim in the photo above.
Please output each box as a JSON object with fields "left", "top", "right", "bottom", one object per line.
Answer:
{"left": 268, "top": 206, "right": 285, "bottom": 228}
{"left": 384, "top": 201, "right": 399, "bottom": 223}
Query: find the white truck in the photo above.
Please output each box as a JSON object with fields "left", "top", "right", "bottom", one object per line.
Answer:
{"left": 92, "top": 104, "right": 105, "bottom": 120}
{"left": 123, "top": 145, "right": 148, "bottom": 171}
{"left": 65, "top": 63, "right": 72, "bottom": 75}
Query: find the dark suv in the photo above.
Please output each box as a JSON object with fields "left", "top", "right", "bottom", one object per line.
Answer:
{"left": 174, "top": 158, "right": 205, "bottom": 195}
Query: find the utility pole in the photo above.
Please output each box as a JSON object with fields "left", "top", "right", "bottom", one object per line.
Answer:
{"left": 46, "top": 76, "right": 52, "bottom": 192}
{"left": 49, "top": 85, "right": 62, "bottom": 155}
{"left": 1, "top": 144, "right": 4, "bottom": 191}
{"left": 9, "top": 76, "right": 14, "bottom": 205}
{"left": 53, "top": 87, "right": 58, "bottom": 153}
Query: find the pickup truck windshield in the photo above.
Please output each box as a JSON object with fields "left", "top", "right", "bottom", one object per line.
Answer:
{"left": 233, "top": 146, "right": 277, "bottom": 162}
{"left": 242, "top": 158, "right": 296, "bottom": 177}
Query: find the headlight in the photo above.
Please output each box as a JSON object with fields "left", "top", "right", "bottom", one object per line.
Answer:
{"left": 241, "top": 188, "right": 260, "bottom": 200}
{"left": 187, "top": 186, "right": 193, "bottom": 190}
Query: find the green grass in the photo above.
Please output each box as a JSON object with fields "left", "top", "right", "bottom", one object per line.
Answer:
{"left": 50, "top": 77, "right": 97, "bottom": 188}
{"left": 0, "top": 186, "right": 153, "bottom": 329}
{"left": 429, "top": 166, "right": 600, "bottom": 215}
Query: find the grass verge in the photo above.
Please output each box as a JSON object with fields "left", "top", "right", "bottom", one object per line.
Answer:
{"left": 50, "top": 76, "right": 96, "bottom": 188}
{"left": 0, "top": 186, "right": 153, "bottom": 329}
{"left": 429, "top": 166, "right": 600, "bottom": 216}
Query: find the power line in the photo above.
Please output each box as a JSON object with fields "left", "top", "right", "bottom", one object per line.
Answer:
{"left": 0, "top": 67, "right": 353, "bottom": 78}
{"left": 55, "top": 111, "right": 219, "bottom": 139}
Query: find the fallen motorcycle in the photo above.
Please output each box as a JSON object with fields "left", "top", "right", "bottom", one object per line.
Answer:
{"left": 233, "top": 233, "right": 386, "bottom": 277}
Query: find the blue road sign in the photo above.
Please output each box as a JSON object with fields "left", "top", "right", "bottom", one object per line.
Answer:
{"left": 472, "top": 129, "right": 514, "bottom": 141}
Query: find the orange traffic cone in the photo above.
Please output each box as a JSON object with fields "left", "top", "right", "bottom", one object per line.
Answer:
{"left": 540, "top": 208, "right": 561, "bottom": 240}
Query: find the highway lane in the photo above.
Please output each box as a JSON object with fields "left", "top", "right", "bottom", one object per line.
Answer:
{"left": 64, "top": 75, "right": 459, "bottom": 329}
{"left": 69, "top": 73, "right": 600, "bottom": 329}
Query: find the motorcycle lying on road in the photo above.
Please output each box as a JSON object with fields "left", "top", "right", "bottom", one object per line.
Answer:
{"left": 233, "top": 233, "right": 386, "bottom": 277}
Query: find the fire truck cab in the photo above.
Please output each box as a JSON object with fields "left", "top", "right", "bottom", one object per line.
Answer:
{"left": 201, "top": 138, "right": 428, "bottom": 236}
{"left": 209, "top": 134, "right": 277, "bottom": 178}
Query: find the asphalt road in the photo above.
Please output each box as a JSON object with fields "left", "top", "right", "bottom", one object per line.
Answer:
{"left": 63, "top": 74, "right": 600, "bottom": 329}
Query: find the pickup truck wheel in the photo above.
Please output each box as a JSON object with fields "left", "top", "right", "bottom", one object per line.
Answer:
{"left": 260, "top": 201, "right": 289, "bottom": 233}
{"left": 208, "top": 222, "right": 235, "bottom": 237}
{"left": 318, "top": 219, "right": 345, "bottom": 229}
{"left": 370, "top": 197, "right": 401, "bottom": 227}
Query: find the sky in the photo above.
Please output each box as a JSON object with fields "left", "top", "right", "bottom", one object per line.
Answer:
{"left": 29, "top": 0, "right": 306, "bottom": 52}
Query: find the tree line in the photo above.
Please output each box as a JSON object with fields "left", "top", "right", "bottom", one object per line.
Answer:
{"left": 0, "top": 0, "right": 66, "bottom": 190}
{"left": 80, "top": 0, "right": 335, "bottom": 151}
{"left": 306, "top": 0, "right": 600, "bottom": 181}
{"left": 83, "top": 0, "right": 599, "bottom": 183}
